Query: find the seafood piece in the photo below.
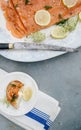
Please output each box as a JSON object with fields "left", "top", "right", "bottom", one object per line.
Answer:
{"left": 1, "top": 0, "right": 81, "bottom": 38}
{"left": 6, "top": 80, "right": 24, "bottom": 109}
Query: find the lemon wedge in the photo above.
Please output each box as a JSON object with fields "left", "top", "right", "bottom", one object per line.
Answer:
{"left": 62, "top": 0, "right": 78, "bottom": 8}
{"left": 79, "top": 12, "right": 81, "bottom": 21}
{"left": 34, "top": 10, "right": 51, "bottom": 26}
{"left": 23, "top": 87, "right": 32, "bottom": 101}
{"left": 51, "top": 26, "right": 69, "bottom": 39}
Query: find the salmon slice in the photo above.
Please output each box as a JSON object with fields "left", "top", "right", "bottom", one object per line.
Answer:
{"left": 1, "top": 0, "right": 27, "bottom": 38}
{"left": 6, "top": 80, "right": 24, "bottom": 109}
{"left": 1, "top": 0, "right": 81, "bottom": 38}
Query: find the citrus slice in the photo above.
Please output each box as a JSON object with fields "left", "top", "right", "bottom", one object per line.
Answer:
{"left": 79, "top": 12, "right": 81, "bottom": 21}
{"left": 34, "top": 10, "right": 51, "bottom": 26}
{"left": 51, "top": 26, "right": 69, "bottom": 39}
{"left": 62, "top": 0, "right": 78, "bottom": 8}
{"left": 23, "top": 87, "right": 32, "bottom": 101}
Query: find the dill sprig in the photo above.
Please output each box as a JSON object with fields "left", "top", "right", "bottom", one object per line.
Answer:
{"left": 44, "top": 5, "right": 52, "bottom": 10}
{"left": 25, "top": 0, "right": 30, "bottom": 5}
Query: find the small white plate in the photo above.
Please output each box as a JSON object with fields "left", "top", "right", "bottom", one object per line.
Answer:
{"left": 0, "top": 72, "right": 38, "bottom": 116}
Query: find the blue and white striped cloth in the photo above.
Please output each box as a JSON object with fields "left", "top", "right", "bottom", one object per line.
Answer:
{"left": 26, "top": 108, "right": 51, "bottom": 130}
{"left": 0, "top": 69, "right": 60, "bottom": 130}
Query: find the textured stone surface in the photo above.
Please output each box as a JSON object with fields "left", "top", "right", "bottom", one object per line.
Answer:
{"left": 0, "top": 47, "right": 81, "bottom": 130}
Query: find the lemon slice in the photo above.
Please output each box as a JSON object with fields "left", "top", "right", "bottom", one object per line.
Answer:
{"left": 51, "top": 26, "right": 69, "bottom": 39}
{"left": 79, "top": 12, "right": 81, "bottom": 21}
{"left": 23, "top": 87, "right": 32, "bottom": 101}
{"left": 34, "top": 10, "right": 51, "bottom": 26}
{"left": 62, "top": 0, "right": 78, "bottom": 8}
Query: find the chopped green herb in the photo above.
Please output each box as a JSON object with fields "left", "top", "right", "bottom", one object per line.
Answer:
{"left": 44, "top": 5, "right": 52, "bottom": 10}
{"left": 56, "top": 19, "right": 68, "bottom": 26}
{"left": 11, "top": 94, "right": 18, "bottom": 102}
{"left": 64, "top": 15, "right": 78, "bottom": 31}
{"left": 51, "top": 15, "right": 79, "bottom": 40}
{"left": 57, "top": 15, "right": 78, "bottom": 31}
{"left": 25, "top": 0, "right": 30, "bottom": 5}
{"left": 30, "top": 32, "right": 46, "bottom": 43}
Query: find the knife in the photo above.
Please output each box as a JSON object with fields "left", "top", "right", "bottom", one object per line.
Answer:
{"left": 0, "top": 43, "right": 78, "bottom": 52}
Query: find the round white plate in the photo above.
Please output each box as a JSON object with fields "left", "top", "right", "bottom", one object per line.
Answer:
{"left": 0, "top": 72, "right": 38, "bottom": 116}
{"left": 0, "top": 9, "right": 81, "bottom": 62}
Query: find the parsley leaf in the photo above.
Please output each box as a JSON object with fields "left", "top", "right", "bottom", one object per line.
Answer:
{"left": 25, "top": 0, "right": 30, "bottom": 5}
{"left": 44, "top": 5, "right": 52, "bottom": 10}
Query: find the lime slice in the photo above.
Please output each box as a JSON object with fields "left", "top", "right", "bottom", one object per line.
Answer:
{"left": 62, "top": 0, "right": 78, "bottom": 8}
{"left": 79, "top": 12, "right": 81, "bottom": 21}
{"left": 34, "top": 10, "right": 51, "bottom": 26}
{"left": 23, "top": 87, "right": 32, "bottom": 101}
{"left": 51, "top": 26, "right": 69, "bottom": 39}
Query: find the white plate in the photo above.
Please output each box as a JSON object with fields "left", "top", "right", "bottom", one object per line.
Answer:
{"left": 0, "top": 72, "right": 38, "bottom": 116}
{"left": 0, "top": 9, "right": 81, "bottom": 62}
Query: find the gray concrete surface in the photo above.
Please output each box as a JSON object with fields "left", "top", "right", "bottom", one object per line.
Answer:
{"left": 0, "top": 48, "right": 81, "bottom": 130}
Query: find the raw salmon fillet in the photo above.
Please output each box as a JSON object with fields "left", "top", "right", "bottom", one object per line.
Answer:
{"left": 1, "top": 0, "right": 81, "bottom": 38}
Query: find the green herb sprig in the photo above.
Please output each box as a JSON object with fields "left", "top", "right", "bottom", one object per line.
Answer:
{"left": 44, "top": 5, "right": 52, "bottom": 10}
{"left": 25, "top": 0, "right": 30, "bottom": 5}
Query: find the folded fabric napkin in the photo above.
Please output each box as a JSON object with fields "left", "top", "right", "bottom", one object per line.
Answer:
{"left": 0, "top": 69, "right": 60, "bottom": 130}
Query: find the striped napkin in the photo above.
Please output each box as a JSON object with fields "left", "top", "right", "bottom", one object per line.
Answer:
{"left": 0, "top": 69, "right": 60, "bottom": 130}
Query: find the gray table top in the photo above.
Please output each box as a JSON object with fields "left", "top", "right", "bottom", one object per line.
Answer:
{"left": 0, "top": 48, "right": 81, "bottom": 130}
